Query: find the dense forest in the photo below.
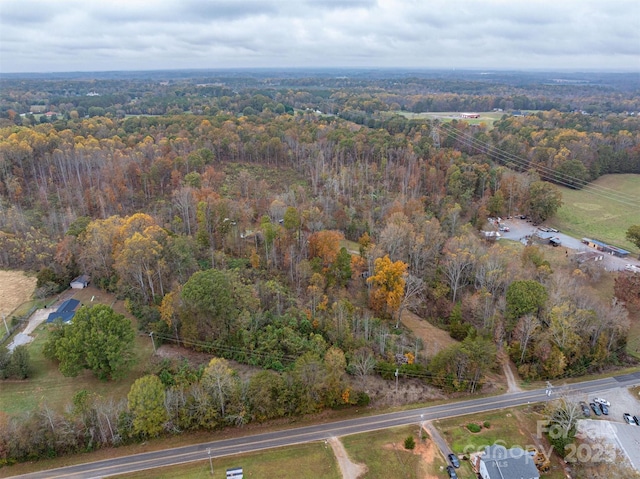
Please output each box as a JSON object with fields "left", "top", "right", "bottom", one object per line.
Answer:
{"left": 1, "top": 70, "right": 639, "bottom": 462}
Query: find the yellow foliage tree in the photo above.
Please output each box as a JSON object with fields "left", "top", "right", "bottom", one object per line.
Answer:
{"left": 367, "top": 255, "right": 407, "bottom": 319}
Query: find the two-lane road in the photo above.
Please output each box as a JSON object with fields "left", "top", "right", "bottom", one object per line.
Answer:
{"left": 9, "top": 372, "right": 640, "bottom": 479}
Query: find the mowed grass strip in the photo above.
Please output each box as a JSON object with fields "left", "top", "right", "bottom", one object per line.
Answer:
{"left": 551, "top": 174, "right": 640, "bottom": 254}
{"left": 113, "top": 442, "right": 340, "bottom": 479}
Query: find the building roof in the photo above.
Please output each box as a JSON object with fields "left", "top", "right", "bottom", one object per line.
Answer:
{"left": 46, "top": 299, "right": 80, "bottom": 323}
{"left": 481, "top": 445, "right": 539, "bottom": 479}
{"left": 46, "top": 311, "right": 76, "bottom": 323}
{"left": 71, "top": 274, "right": 90, "bottom": 284}
{"left": 58, "top": 299, "right": 80, "bottom": 313}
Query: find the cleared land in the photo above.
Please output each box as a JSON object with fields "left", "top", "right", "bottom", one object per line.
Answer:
{"left": 0, "top": 270, "right": 36, "bottom": 319}
{"left": 0, "top": 286, "right": 154, "bottom": 415}
{"left": 400, "top": 310, "right": 458, "bottom": 358}
{"left": 396, "top": 111, "right": 506, "bottom": 127}
{"left": 551, "top": 174, "right": 640, "bottom": 255}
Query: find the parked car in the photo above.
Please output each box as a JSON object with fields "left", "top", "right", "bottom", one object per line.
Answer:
{"left": 623, "top": 413, "right": 635, "bottom": 425}
{"left": 634, "top": 416, "right": 640, "bottom": 426}
{"left": 499, "top": 226, "right": 510, "bottom": 232}
{"left": 448, "top": 453, "right": 460, "bottom": 468}
{"left": 599, "top": 403, "right": 609, "bottom": 415}
{"left": 446, "top": 465, "right": 458, "bottom": 479}
{"left": 580, "top": 402, "right": 591, "bottom": 417}
{"left": 590, "top": 403, "right": 602, "bottom": 416}
{"left": 593, "top": 397, "right": 610, "bottom": 407}
{"left": 548, "top": 228, "right": 559, "bottom": 233}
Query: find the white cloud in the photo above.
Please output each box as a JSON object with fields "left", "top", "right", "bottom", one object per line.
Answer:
{"left": 0, "top": 0, "right": 638, "bottom": 72}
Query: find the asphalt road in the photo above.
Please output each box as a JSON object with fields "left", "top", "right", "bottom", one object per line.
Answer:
{"left": 9, "top": 372, "right": 640, "bottom": 479}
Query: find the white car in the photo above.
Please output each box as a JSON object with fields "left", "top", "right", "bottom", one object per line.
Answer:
{"left": 593, "top": 397, "right": 610, "bottom": 407}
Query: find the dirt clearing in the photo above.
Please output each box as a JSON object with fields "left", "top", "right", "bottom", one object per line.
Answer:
{"left": 400, "top": 310, "right": 458, "bottom": 358}
{"left": 0, "top": 270, "right": 36, "bottom": 318}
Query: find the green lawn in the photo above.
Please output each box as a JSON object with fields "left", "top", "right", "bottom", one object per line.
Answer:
{"left": 395, "top": 111, "right": 506, "bottom": 127}
{"left": 113, "top": 442, "right": 340, "bottom": 479}
{"left": 551, "top": 174, "right": 640, "bottom": 255}
{"left": 0, "top": 291, "right": 154, "bottom": 416}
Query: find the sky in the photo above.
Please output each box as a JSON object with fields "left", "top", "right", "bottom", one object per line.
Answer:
{"left": 1, "top": 0, "right": 639, "bottom": 73}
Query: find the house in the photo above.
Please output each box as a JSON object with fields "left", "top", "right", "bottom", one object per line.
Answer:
{"left": 70, "top": 274, "right": 90, "bottom": 289}
{"left": 46, "top": 299, "right": 80, "bottom": 323}
{"left": 476, "top": 445, "right": 540, "bottom": 479}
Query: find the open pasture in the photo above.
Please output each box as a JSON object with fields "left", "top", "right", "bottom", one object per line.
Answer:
{"left": 551, "top": 174, "right": 640, "bottom": 255}
{"left": 0, "top": 270, "right": 36, "bottom": 319}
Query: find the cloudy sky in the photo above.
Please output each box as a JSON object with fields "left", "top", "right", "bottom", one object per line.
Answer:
{"left": 1, "top": 0, "right": 639, "bottom": 73}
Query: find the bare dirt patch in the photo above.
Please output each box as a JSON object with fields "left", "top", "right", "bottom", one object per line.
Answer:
{"left": 400, "top": 310, "right": 458, "bottom": 358}
{"left": 381, "top": 438, "right": 441, "bottom": 479}
{"left": 328, "top": 436, "right": 367, "bottom": 479}
{"left": 0, "top": 270, "right": 36, "bottom": 318}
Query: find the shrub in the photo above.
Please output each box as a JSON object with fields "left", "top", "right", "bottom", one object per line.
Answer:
{"left": 404, "top": 435, "right": 416, "bottom": 450}
{"left": 467, "top": 423, "right": 482, "bottom": 433}
{"left": 483, "top": 421, "right": 491, "bottom": 428}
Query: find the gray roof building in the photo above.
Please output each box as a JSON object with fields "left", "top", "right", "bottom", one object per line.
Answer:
{"left": 478, "top": 445, "right": 540, "bottom": 479}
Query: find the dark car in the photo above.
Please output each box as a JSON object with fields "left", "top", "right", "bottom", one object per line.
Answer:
{"left": 590, "top": 403, "right": 602, "bottom": 416}
{"left": 599, "top": 403, "right": 609, "bottom": 415}
{"left": 448, "top": 453, "right": 460, "bottom": 468}
{"left": 634, "top": 416, "right": 640, "bottom": 426}
{"left": 446, "top": 465, "right": 458, "bottom": 479}
{"left": 580, "top": 402, "right": 590, "bottom": 417}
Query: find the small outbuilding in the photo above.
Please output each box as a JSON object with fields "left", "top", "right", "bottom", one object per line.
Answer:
{"left": 70, "top": 274, "right": 90, "bottom": 289}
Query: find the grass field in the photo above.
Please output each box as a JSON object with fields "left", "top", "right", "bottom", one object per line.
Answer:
{"left": 395, "top": 111, "right": 506, "bottom": 127}
{"left": 0, "top": 270, "right": 37, "bottom": 319}
{"left": 0, "top": 286, "right": 155, "bottom": 416}
{"left": 342, "top": 426, "right": 444, "bottom": 479}
{"left": 112, "top": 442, "right": 341, "bottom": 479}
{"left": 551, "top": 174, "right": 640, "bottom": 255}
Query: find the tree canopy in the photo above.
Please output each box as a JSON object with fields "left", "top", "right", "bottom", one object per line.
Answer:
{"left": 44, "top": 304, "right": 136, "bottom": 380}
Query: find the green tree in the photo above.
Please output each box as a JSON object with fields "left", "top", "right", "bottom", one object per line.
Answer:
{"left": 7, "top": 345, "right": 31, "bottom": 379}
{"left": 128, "top": 375, "right": 168, "bottom": 437}
{"left": 626, "top": 224, "right": 640, "bottom": 252}
{"left": 505, "top": 280, "right": 548, "bottom": 334}
{"left": 180, "top": 269, "right": 257, "bottom": 342}
{"left": 45, "top": 304, "right": 136, "bottom": 380}
{"left": 527, "top": 181, "right": 563, "bottom": 223}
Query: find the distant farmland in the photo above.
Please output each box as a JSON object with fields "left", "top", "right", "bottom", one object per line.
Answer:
{"left": 550, "top": 174, "right": 640, "bottom": 254}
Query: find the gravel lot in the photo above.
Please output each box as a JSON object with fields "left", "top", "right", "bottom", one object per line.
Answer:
{"left": 575, "top": 386, "right": 640, "bottom": 471}
{"left": 495, "top": 217, "right": 640, "bottom": 272}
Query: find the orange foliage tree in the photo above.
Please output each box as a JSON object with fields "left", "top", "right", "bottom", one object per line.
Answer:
{"left": 308, "top": 230, "right": 344, "bottom": 268}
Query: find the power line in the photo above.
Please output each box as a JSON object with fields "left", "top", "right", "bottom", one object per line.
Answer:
{"left": 437, "top": 122, "right": 640, "bottom": 208}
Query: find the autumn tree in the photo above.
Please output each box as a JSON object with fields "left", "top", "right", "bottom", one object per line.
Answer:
{"left": 308, "top": 230, "right": 344, "bottom": 269}
{"left": 128, "top": 375, "right": 168, "bottom": 437}
{"left": 45, "top": 304, "right": 136, "bottom": 380}
{"left": 367, "top": 255, "right": 407, "bottom": 320}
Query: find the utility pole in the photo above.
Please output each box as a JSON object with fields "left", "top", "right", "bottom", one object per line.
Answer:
{"left": 207, "top": 448, "right": 213, "bottom": 475}
{"left": 395, "top": 369, "right": 399, "bottom": 395}
{"left": 149, "top": 331, "right": 156, "bottom": 354}
{"left": 2, "top": 314, "right": 9, "bottom": 336}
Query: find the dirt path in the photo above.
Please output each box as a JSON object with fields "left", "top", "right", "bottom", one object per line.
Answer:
{"left": 328, "top": 436, "right": 367, "bottom": 479}
{"left": 501, "top": 355, "right": 522, "bottom": 393}
{"left": 399, "top": 310, "right": 458, "bottom": 358}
